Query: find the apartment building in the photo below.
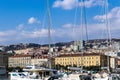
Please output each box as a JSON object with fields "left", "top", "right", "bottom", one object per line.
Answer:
{"left": 8, "top": 54, "right": 32, "bottom": 68}
{"left": 55, "top": 53, "right": 107, "bottom": 67}
{"left": 8, "top": 54, "right": 51, "bottom": 68}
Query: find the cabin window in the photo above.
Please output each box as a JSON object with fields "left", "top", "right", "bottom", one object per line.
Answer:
{"left": 19, "top": 73, "right": 26, "bottom": 77}
{"left": 25, "top": 67, "right": 32, "bottom": 69}
{"left": 12, "top": 74, "right": 17, "bottom": 76}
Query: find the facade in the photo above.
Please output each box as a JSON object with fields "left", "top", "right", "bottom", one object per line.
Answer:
{"left": 8, "top": 54, "right": 50, "bottom": 68}
{"left": 110, "top": 57, "right": 119, "bottom": 69}
{"left": 110, "top": 57, "right": 116, "bottom": 69}
{"left": 14, "top": 48, "right": 33, "bottom": 54}
{"left": 72, "top": 41, "right": 83, "bottom": 51}
{"left": 0, "top": 52, "right": 12, "bottom": 67}
{"left": 31, "top": 58, "right": 48, "bottom": 66}
{"left": 117, "top": 58, "right": 120, "bottom": 67}
{"left": 8, "top": 54, "right": 32, "bottom": 68}
{"left": 55, "top": 53, "right": 107, "bottom": 67}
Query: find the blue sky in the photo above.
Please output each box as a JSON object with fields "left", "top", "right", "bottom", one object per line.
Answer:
{"left": 0, "top": 0, "right": 120, "bottom": 45}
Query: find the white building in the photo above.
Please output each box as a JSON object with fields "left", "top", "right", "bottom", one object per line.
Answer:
{"left": 31, "top": 58, "right": 48, "bottom": 66}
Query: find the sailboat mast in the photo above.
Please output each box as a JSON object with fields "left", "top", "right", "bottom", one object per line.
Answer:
{"left": 105, "top": 0, "right": 111, "bottom": 44}
{"left": 105, "top": 0, "right": 111, "bottom": 72}
{"left": 80, "top": 0, "right": 83, "bottom": 73}
{"left": 47, "top": 0, "right": 52, "bottom": 69}
{"left": 83, "top": 0, "right": 88, "bottom": 42}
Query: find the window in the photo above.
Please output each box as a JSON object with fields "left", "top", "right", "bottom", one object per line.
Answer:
{"left": 19, "top": 73, "right": 26, "bottom": 77}
{"left": 96, "top": 61, "right": 99, "bottom": 65}
{"left": 12, "top": 74, "right": 17, "bottom": 76}
{"left": 96, "top": 57, "right": 98, "bottom": 59}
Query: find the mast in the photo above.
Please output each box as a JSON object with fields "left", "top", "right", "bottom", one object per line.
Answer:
{"left": 80, "top": 0, "right": 83, "bottom": 73}
{"left": 83, "top": 0, "right": 89, "bottom": 52}
{"left": 47, "top": 0, "right": 52, "bottom": 69}
{"left": 83, "top": 0, "right": 88, "bottom": 42}
{"left": 105, "top": 0, "right": 111, "bottom": 72}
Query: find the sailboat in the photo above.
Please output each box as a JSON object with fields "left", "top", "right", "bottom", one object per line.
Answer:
{"left": 9, "top": 0, "right": 58, "bottom": 80}
{"left": 67, "top": 0, "right": 115, "bottom": 80}
{"left": 92, "top": 0, "right": 109, "bottom": 80}
{"left": 92, "top": 0, "right": 120, "bottom": 80}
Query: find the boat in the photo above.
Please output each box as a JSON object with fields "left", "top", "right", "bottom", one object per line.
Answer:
{"left": 92, "top": 72, "right": 120, "bottom": 80}
{"left": 9, "top": 65, "right": 59, "bottom": 80}
{"left": 92, "top": 72, "right": 109, "bottom": 80}
{"left": 9, "top": 72, "right": 29, "bottom": 80}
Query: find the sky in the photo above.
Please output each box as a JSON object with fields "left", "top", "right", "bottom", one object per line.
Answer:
{"left": 0, "top": 0, "right": 120, "bottom": 45}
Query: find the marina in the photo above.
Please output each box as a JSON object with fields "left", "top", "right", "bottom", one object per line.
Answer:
{"left": 0, "top": 0, "right": 120, "bottom": 80}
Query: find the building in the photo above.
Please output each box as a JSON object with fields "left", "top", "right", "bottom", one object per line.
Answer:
{"left": 14, "top": 48, "right": 33, "bottom": 54}
{"left": 8, "top": 54, "right": 32, "bottom": 68}
{"left": 8, "top": 54, "right": 51, "bottom": 68}
{"left": 118, "top": 58, "right": 120, "bottom": 67}
{"left": 31, "top": 58, "right": 48, "bottom": 66}
{"left": 0, "top": 52, "right": 12, "bottom": 67}
{"left": 71, "top": 40, "right": 83, "bottom": 52}
{"left": 110, "top": 57, "right": 115, "bottom": 69}
{"left": 55, "top": 53, "right": 107, "bottom": 67}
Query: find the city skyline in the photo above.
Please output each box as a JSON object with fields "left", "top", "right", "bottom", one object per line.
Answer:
{"left": 0, "top": 0, "right": 120, "bottom": 45}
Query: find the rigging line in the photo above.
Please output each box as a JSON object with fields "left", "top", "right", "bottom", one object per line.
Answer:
{"left": 69, "top": 0, "right": 78, "bottom": 67}
{"left": 41, "top": 10, "right": 47, "bottom": 30}
{"left": 105, "top": 0, "right": 111, "bottom": 45}
{"left": 39, "top": 10, "right": 47, "bottom": 47}
{"left": 47, "top": 0, "right": 52, "bottom": 69}
{"left": 73, "top": 0, "right": 78, "bottom": 46}
{"left": 83, "top": 0, "right": 88, "bottom": 42}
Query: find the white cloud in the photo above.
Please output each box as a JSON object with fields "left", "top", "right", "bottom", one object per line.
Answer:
{"left": 22, "top": 29, "right": 48, "bottom": 38}
{"left": 0, "top": 30, "right": 17, "bottom": 43}
{"left": 20, "top": 29, "right": 55, "bottom": 38}
{"left": 82, "top": 0, "right": 105, "bottom": 8}
{"left": 94, "top": 7, "right": 120, "bottom": 20}
{"left": 53, "top": 0, "right": 78, "bottom": 10}
{"left": 1, "top": 6, "right": 120, "bottom": 44}
{"left": 94, "top": 7, "right": 120, "bottom": 30}
{"left": 63, "top": 23, "right": 73, "bottom": 28}
{"left": 17, "top": 24, "right": 24, "bottom": 30}
{"left": 53, "top": 0, "right": 105, "bottom": 10}
{"left": 0, "top": 28, "right": 56, "bottom": 44}
{"left": 28, "top": 17, "right": 40, "bottom": 24}
{"left": 0, "top": 21, "right": 119, "bottom": 44}
{"left": 0, "top": 30, "right": 16, "bottom": 37}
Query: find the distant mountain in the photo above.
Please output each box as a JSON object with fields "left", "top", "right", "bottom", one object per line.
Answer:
{"left": 4, "top": 43, "right": 41, "bottom": 51}
{"left": 88, "top": 38, "right": 120, "bottom": 43}
{"left": 2, "top": 38, "right": 120, "bottom": 51}
{"left": 3, "top": 41, "right": 74, "bottom": 51}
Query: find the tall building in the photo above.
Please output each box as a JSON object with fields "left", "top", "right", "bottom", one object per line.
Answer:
{"left": 72, "top": 40, "right": 84, "bottom": 52}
